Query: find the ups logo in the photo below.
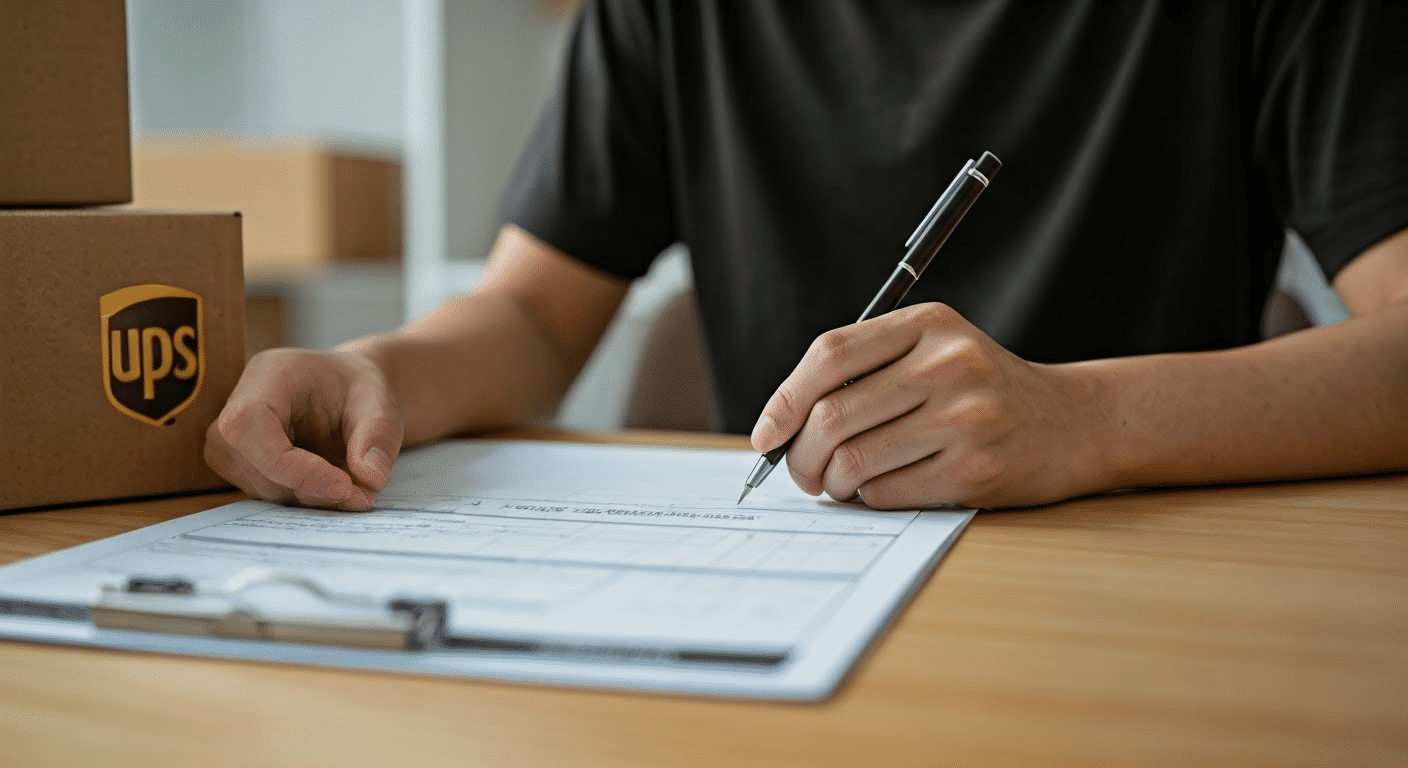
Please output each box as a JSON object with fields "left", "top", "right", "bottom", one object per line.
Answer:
{"left": 99, "top": 284, "right": 205, "bottom": 427}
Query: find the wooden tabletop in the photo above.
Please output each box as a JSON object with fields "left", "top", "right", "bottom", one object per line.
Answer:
{"left": 2, "top": 429, "right": 1405, "bottom": 768}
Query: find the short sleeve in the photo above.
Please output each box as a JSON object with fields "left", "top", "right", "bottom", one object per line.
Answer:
{"left": 1252, "top": 0, "right": 1408, "bottom": 279}
{"left": 497, "top": 0, "right": 675, "bottom": 280}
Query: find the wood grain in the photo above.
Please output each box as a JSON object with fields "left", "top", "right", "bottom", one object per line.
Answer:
{"left": 2, "top": 430, "right": 1405, "bottom": 767}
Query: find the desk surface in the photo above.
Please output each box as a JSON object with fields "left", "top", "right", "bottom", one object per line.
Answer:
{"left": 2, "top": 429, "right": 1405, "bottom": 767}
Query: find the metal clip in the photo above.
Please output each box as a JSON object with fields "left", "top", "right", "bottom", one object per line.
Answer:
{"left": 92, "top": 568, "right": 446, "bottom": 651}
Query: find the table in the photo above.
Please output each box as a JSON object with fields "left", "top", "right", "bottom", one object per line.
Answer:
{"left": 2, "top": 429, "right": 1405, "bottom": 767}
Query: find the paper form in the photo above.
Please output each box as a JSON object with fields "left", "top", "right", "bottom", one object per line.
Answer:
{"left": 0, "top": 440, "right": 974, "bottom": 700}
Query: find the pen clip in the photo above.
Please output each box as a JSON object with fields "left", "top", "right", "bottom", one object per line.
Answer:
{"left": 905, "top": 159, "right": 975, "bottom": 248}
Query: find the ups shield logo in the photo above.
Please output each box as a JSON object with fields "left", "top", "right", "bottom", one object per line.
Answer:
{"left": 100, "top": 284, "right": 205, "bottom": 427}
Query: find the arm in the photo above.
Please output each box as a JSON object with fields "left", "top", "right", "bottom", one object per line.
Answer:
{"left": 346, "top": 225, "right": 629, "bottom": 445}
{"left": 1086, "top": 226, "right": 1408, "bottom": 495}
{"left": 204, "top": 226, "right": 628, "bottom": 510}
{"left": 751, "top": 226, "right": 1408, "bottom": 509}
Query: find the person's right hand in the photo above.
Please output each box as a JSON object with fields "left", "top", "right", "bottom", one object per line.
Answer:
{"left": 203, "top": 348, "right": 404, "bottom": 511}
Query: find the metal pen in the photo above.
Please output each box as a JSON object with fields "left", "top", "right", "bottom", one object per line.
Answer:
{"left": 738, "top": 151, "right": 1002, "bottom": 504}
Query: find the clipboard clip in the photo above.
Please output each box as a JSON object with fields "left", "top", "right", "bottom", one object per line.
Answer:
{"left": 92, "top": 569, "right": 447, "bottom": 651}
{"left": 90, "top": 570, "right": 792, "bottom": 668}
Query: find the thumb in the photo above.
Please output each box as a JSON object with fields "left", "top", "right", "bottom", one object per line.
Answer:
{"left": 342, "top": 378, "right": 404, "bottom": 494}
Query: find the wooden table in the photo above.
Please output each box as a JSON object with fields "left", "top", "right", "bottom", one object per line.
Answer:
{"left": 2, "top": 429, "right": 1405, "bottom": 767}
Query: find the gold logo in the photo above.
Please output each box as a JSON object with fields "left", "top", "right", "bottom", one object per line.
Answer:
{"left": 99, "top": 284, "right": 205, "bottom": 427}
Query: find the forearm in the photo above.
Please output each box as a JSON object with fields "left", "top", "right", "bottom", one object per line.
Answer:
{"left": 1080, "top": 300, "right": 1408, "bottom": 491}
{"left": 340, "top": 291, "right": 577, "bottom": 447}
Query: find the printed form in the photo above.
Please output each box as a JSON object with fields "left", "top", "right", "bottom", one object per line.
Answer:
{"left": 0, "top": 440, "right": 974, "bottom": 700}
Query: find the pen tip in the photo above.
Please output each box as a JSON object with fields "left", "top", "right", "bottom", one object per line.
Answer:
{"left": 737, "top": 486, "right": 750, "bottom": 505}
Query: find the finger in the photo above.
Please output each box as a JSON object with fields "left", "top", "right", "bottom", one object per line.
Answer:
{"left": 785, "top": 370, "right": 929, "bottom": 495}
{"left": 204, "top": 423, "right": 297, "bottom": 505}
{"left": 214, "top": 398, "right": 359, "bottom": 507}
{"left": 853, "top": 454, "right": 947, "bottom": 510}
{"left": 208, "top": 419, "right": 371, "bottom": 510}
{"left": 858, "top": 444, "right": 1010, "bottom": 510}
{"left": 752, "top": 304, "right": 950, "bottom": 451}
{"left": 231, "top": 439, "right": 373, "bottom": 512}
{"left": 821, "top": 388, "right": 1011, "bottom": 501}
{"left": 228, "top": 447, "right": 300, "bottom": 506}
{"left": 817, "top": 404, "right": 948, "bottom": 502}
{"left": 342, "top": 376, "right": 404, "bottom": 495}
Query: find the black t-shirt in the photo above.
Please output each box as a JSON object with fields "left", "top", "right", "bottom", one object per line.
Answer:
{"left": 500, "top": 0, "right": 1408, "bottom": 435}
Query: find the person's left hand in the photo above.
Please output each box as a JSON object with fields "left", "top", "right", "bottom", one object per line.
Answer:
{"left": 749, "top": 302, "right": 1113, "bottom": 509}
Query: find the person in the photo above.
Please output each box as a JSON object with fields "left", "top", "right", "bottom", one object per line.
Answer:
{"left": 204, "top": 0, "right": 1408, "bottom": 512}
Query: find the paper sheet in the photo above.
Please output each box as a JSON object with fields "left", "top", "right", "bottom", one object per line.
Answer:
{"left": 0, "top": 439, "right": 973, "bottom": 700}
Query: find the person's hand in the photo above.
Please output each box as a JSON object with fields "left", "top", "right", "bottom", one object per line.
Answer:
{"left": 750, "top": 303, "right": 1112, "bottom": 509}
{"left": 204, "top": 348, "right": 404, "bottom": 511}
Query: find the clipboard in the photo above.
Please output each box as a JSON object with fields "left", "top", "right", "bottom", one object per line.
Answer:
{"left": 86, "top": 567, "right": 795, "bottom": 667}
{"left": 0, "top": 439, "right": 975, "bottom": 700}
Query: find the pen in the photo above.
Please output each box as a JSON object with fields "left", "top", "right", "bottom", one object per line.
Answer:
{"left": 737, "top": 150, "right": 1002, "bottom": 504}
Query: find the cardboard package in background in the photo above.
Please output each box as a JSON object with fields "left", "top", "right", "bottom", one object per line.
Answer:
{"left": 244, "top": 292, "right": 288, "bottom": 359}
{"left": 0, "top": 209, "right": 245, "bottom": 511}
{"left": 0, "top": 0, "right": 132, "bottom": 206}
{"left": 133, "top": 141, "right": 401, "bottom": 281}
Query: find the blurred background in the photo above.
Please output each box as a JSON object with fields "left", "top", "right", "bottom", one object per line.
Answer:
{"left": 124, "top": 0, "right": 1344, "bottom": 436}
{"left": 126, "top": 0, "right": 703, "bottom": 432}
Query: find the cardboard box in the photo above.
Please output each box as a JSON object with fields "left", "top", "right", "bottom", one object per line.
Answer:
{"left": 133, "top": 141, "right": 401, "bottom": 280}
{"left": 0, "top": 209, "right": 244, "bottom": 510}
{"left": 244, "top": 293, "right": 287, "bottom": 359}
{"left": 0, "top": 0, "right": 132, "bottom": 205}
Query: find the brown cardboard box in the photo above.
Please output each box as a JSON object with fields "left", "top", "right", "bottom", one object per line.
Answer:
{"left": 0, "top": 0, "right": 133, "bottom": 205}
{"left": 244, "top": 293, "right": 287, "bottom": 359}
{"left": 0, "top": 208, "right": 244, "bottom": 510}
{"left": 133, "top": 141, "right": 401, "bottom": 280}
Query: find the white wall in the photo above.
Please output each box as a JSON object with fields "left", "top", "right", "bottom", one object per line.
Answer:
{"left": 443, "top": 1, "right": 567, "bottom": 267}
{"left": 242, "top": 1, "right": 406, "bottom": 149}
{"left": 127, "top": 0, "right": 253, "bottom": 136}
{"left": 128, "top": 0, "right": 403, "bottom": 147}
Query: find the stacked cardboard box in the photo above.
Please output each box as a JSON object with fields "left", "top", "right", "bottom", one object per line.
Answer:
{"left": 0, "top": 0, "right": 131, "bottom": 205}
{"left": 132, "top": 139, "right": 404, "bottom": 358}
{"left": 0, "top": 0, "right": 246, "bottom": 510}
{"left": 133, "top": 140, "right": 402, "bottom": 281}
